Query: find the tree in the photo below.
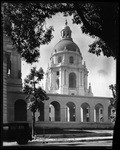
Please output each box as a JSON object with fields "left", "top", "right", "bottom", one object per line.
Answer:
{"left": 2, "top": 2, "right": 118, "bottom": 64}
{"left": 72, "top": 2, "right": 118, "bottom": 59}
{"left": 2, "top": 2, "right": 55, "bottom": 63}
{"left": 23, "top": 67, "right": 49, "bottom": 138}
{"left": 109, "top": 84, "right": 117, "bottom": 123}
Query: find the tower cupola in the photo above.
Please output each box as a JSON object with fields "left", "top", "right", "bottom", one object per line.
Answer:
{"left": 61, "top": 20, "right": 72, "bottom": 40}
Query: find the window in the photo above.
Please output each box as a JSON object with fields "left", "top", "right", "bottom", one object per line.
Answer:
{"left": 69, "top": 56, "right": 74, "bottom": 64}
{"left": 56, "top": 79, "right": 59, "bottom": 89}
{"left": 86, "top": 107, "right": 89, "bottom": 114}
{"left": 100, "top": 108, "right": 103, "bottom": 114}
{"left": 6, "top": 52, "right": 11, "bottom": 76}
{"left": 69, "top": 72, "right": 76, "bottom": 88}
{"left": 56, "top": 71, "right": 59, "bottom": 76}
{"left": 58, "top": 56, "right": 62, "bottom": 63}
{"left": 64, "top": 70, "right": 66, "bottom": 85}
{"left": 49, "top": 107, "right": 51, "bottom": 113}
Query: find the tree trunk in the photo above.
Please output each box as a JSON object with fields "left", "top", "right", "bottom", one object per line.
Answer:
{"left": 32, "top": 111, "right": 35, "bottom": 138}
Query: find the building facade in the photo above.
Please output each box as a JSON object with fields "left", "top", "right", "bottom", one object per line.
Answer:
{"left": 3, "top": 22, "right": 114, "bottom": 129}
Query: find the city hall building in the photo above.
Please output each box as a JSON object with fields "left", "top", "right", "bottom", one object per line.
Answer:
{"left": 3, "top": 22, "right": 114, "bottom": 129}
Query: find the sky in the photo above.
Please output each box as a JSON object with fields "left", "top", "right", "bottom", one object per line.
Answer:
{"left": 21, "top": 13, "right": 116, "bottom": 97}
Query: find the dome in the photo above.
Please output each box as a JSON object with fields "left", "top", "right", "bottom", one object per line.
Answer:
{"left": 63, "top": 25, "right": 71, "bottom": 31}
{"left": 53, "top": 39, "right": 81, "bottom": 54}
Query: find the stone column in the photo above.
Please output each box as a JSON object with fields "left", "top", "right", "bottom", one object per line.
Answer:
{"left": 103, "top": 105, "right": 109, "bottom": 122}
{"left": 90, "top": 105, "right": 95, "bottom": 122}
{"left": 60, "top": 104, "right": 66, "bottom": 122}
{"left": 59, "top": 68, "right": 62, "bottom": 93}
{"left": 75, "top": 104, "right": 81, "bottom": 122}
{"left": 27, "top": 109, "right": 32, "bottom": 123}
{"left": 44, "top": 102, "right": 49, "bottom": 122}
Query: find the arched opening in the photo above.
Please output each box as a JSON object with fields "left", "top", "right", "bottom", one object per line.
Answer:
{"left": 14, "top": 99, "right": 27, "bottom": 121}
{"left": 69, "top": 56, "right": 74, "bottom": 64}
{"left": 58, "top": 56, "right": 62, "bottom": 63}
{"left": 94, "top": 103, "right": 104, "bottom": 122}
{"left": 108, "top": 105, "right": 116, "bottom": 122}
{"left": 69, "top": 72, "right": 76, "bottom": 88}
{"left": 66, "top": 102, "right": 76, "bottom": 122}
{"left": 6, "top": 52, "right": 11, "bottom": 76}
{"left": 38, "top": 101, "right": 44, "bottom": 121}
{"left": 81, "top": 103, "right": 90, "bottom": 122}
{"left": 49, "top": 101, "right": 60, "bottom": 121}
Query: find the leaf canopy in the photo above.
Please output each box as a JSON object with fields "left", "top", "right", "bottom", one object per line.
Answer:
{"left": 2, "top": 2, "right": 118, "bottom": 63}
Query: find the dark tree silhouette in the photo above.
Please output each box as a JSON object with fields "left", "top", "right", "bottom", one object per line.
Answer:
{"left": 109, "top": 84, "right": 117, "bottom": 123}
{"left": 2, "top": 2, "right": 118, "bottom": 63}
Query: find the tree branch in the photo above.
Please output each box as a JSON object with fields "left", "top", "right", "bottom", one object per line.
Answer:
{"left": 73, "top": 3, "right": 103, "bottom": 38}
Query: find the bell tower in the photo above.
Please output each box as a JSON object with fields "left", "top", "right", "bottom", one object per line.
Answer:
{"left": 3, "top": 33, "right": 22, "bottom": 92}
{"left": 45, "top": 21, "right": 93, "bottom": 96}
{"left": 61, "top": 20, "right": 72, "bottom": 40}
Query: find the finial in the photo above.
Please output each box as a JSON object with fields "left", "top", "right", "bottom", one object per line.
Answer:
{"left": 65, "top": 19, "right": 68, "bottom": 26}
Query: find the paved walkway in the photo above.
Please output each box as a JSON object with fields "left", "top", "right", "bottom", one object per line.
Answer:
{"left": 3, "top": 130, "right": 113, "bottom": 146}
{"left": 33, "top": 135, "right": 113, "bottom": 143}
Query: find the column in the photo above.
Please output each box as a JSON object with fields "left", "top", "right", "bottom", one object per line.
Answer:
{"left": 76, "top": 104, "right": 81, "bottom": 122}
{"left": 64, "top": 70, "right": 66, "bottom": 85}
{"left": 80, "top": 71, "right": 82, "bottom": 86}
{"left": 44, "top": 102, "right": 49, "bottom": 122}
{"left": 59, "top": 68, "right": 62, "bottom": 93}
{"left": 60, "top": 105, "right": 66, "bottom": 122}
{"left": 90, "top": 105, "right": 95, "bottom": 122}
{"left": 103, "top": 105, "right": 109, "bottom": 122}
{"left": 27, "top": 109, "right": 32, "bottom": 123}
{"left": 81, "top": 107, "right": 83, "bottom": 122}
{"left": 94, "top": 109, "right": 96, "bottom": 122}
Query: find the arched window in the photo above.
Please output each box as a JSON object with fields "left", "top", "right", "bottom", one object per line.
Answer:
{"left": 49, "top": 101, "right": 60, "bottom": 121}
{"left": 6, "top": 52, "right": 11, "bottom": 76}
{"left": 69, "top": 72, "right": 76, "bottom": 88}
{"left": 56, "top": 78, "right": 59, "bottom": 89}
{"left": 81, "top": 103, "right": 90, "bottom": 122}
{"left": 69, "top": 56, "right": 74, "bottom": 64}
{"left": 94, "top": 103, "right": 104, "bottom": 122}
{"left": 58, "top": 56, "right": 62, "bottom": 63}
{"left": 66, "top": 102, "right": 76, "bottom": 122}
{"left": 108, "top": 105, "right": 116, "bottom": 122}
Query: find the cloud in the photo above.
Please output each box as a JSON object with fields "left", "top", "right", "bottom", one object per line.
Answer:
{"left": 98, "top": 69, "right": 108, "bottom": 76}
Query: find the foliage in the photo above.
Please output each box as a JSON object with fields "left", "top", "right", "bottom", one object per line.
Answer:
{"left": 109, "top": 84, "right": 117, "bottom": 108}
{"left": 2, "top": 2, "right": 54, "bottom": 63}
{"left": 23, "top": 67, "right": 49, "bottom": 112}
{"left": 109, "top": 84, "right": 117, "bottom": 123}
{"left": 2, "top": 2, "right": 118, "bottom": 64}
{"left": 23, "top": 67, "right": 49, "bottom": 137}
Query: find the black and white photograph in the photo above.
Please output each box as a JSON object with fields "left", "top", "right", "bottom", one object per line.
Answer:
{"left": 2, "top": 1, "right": 119, "bottom": 149}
